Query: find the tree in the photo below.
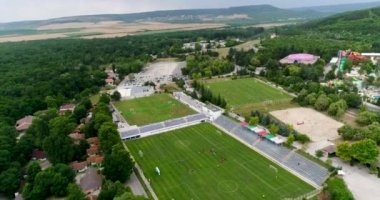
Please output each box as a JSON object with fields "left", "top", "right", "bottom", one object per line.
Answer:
{"left": 295, "top": 134, "right": 310, "bottom": 144}
{"left": 26, "top": 118, "right": 49, "bottom": 148}
{"left": 315, "top": 150, "right": 324, "bottom": 158}
{"left": 269, "top": 124, "right": 279, "bottom": 135}
{"left": 285, "top": 134, "right": 295, "bottom": 147}
{"left": 314, "top": 94, "right": 330, "bottom": 111}
{"left": 98, "top": 180, "right": 126, "bottom": 200}
{"left": 338, "top": 125, "right": 358, "bottom": 141}
{"left": 111, "top": 91, "right": 122, "bottom": 101}
{"left": 337, "top": 142, "right": 352, "bottom": 162}
{"left": 328, "top": 99, "right": 348, "bottom": 117}
{"left": 343, "top": 93, "right": 362, "bottom": 108}
{"left": 249, "top": 117, "right": 259, "bottom": 126}
{"left": 94, "top": 113, "right": 112, "bottom": 130}
{"left": 49, "top": 116, "right": 76, "bottom": 136}
{"left": 98, "top": 122, "right": 121, "bottom": 154}
{"left": 351, "top": 139, "right": 379, "bottom": 165}
{"left": 72, "top": 105, "right": 87, "bottom": 123}
{"left": 43, "top": 133, "right": 74, "bottom": 164}
{"left": 26, "top": 161, "right": 41, "bottom": 183}
{"left": 325, "top": 177, "right": 354, "bottom": 200}
{"left": 99, "top": 94, "right": 111, "bottom": 104}
{"left": 0, "top": 167, "right": 21, "bottom": 198}
{"left": 356, "top": 111, "right": 378, "bottom": 126}
{"left": 66, "top": 183, "right": 87, "bottom": 200}
{"left": 103, "top": 144, "right": 134, "bottom": 182}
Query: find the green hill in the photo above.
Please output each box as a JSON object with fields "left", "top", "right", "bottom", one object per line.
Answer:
{"left": 301, "top": 6, "right": 380, "bottom": 34}
{"left": 0, "top": 5, "right": 324, "bottom": 30}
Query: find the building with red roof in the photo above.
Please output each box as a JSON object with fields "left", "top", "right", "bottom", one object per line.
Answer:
{"left": 32, "top": 150, "right": 47, "bottom": 161}
{"left": 59, "top": 104, "right": 76, "bottom": 114}
{"left": 71, "top": 161, "right": 88, "bottom": 173}
{"left": 87, "top": 155, "right": 104, "bottom": 166}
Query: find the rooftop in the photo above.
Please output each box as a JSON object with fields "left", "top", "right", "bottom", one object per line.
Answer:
{"left": 280, "top": 53, "right": 320, "bottom": 65}
{"left": 80, "top": 167, "right": 102, "bottom": 192}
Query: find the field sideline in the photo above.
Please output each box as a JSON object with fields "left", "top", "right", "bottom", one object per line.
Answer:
{"left": 114, "top": 93, "right": 196, "bottom": 126}
{"left": 205, "top": 78, "right": 292, "bottom": 106}
{"left": 126, "top": 123, "right": 314, "bottom": 200}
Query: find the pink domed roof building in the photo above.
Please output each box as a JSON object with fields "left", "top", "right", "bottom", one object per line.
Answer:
{"left": 280, "top": 53, "right": 320, "bottom": 65}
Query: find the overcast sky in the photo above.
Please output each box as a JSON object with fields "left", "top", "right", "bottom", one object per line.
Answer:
{"left": 0, "top": 0, "right": 377, "bottom": 23}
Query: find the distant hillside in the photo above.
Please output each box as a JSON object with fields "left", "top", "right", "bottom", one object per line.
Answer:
{"left": 301, "top": 6, "right": 380, "bottom": 34}
{"left": 0, "top": 5, "right": 324, "bottom": 30}
{"left": 292, "top": 1, "right": 380, "bottom": 14}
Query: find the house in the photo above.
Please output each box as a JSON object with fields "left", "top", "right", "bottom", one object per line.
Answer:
{"left": 15, "top": 192, "right": 24, "bottom": 200}
{"left": 32, "top": 150, "right": 47, "bottom": 161}
{"left": 322, "top": 145, "right": 337, "bottom": 157}
{"left": 87, "top": 155, "right": 104, "bottom": 166}
{"left": 59, "top": 104, "right": 76, "bottom": 114}
{"left": 15, "top": 115, "right": 34, "bottom": 132}
{"left": 69, "top": 131, "right": 85, "bottom": 143}
{"left": 87, "top": 146, "right": 100, "bottom": 156}
{"left": 79, "top": 167, "right": 102, "bottom": 196}
{"left": 87, "top": 137, "right": 100, "bottom": 146}
{"left": 105, "top": 78, "right": 114, "bottom": 86}
{"left": 70, "top": 161, "right": 88, "bottom": 173}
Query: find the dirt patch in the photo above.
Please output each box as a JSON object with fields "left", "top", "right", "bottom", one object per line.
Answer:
{"left": 0, "top": 21, "right": 226, "bottom": 43}
{"left": 270, "top": 107, "right": 343, "bottom": 142}
{"left": 0, "top": 33, "right": 68, "bottom": 43}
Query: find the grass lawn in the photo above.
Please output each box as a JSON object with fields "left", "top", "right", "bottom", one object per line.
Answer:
{"left": 205, "top": 78, "right": 293, "bottom": 113}
{"left": 126, "top": 123, "right": 314, "bottom": 200}
{"left": 114, "top": 93, "right": 196, "bottom": 126}
{"left": 90, "top": 94, "right": 101, "bottom": 104}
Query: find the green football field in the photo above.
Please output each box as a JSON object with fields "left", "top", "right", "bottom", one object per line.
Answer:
{"left": 126, "top": 123, "right": 314, "bottom": 200}
{"left": 205, "top": 78, "right": 292, "bottom": 108}
{"left": 114, "top": 93, "right": 196, "bottom": 126}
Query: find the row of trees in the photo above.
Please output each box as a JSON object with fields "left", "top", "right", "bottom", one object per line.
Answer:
{"left": 192, "top": 81, "right": 227, "bottom": 108}
{"left": 337, "top": 139, "right": 379, "bottom": 165}
{"left": 184, "top": 55, "right": 235, "bottom": 79}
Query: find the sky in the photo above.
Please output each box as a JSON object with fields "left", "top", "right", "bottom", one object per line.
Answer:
{"left": 0, "top": 0, "right": 377, "bottom": 23}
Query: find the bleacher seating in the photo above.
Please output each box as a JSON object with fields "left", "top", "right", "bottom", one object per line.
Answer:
{"left": 213, "top": 115, "right": 329, "bottom": 186}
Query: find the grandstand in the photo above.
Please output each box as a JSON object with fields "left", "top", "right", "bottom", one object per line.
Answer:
{"left": 173, "top": 92, "right": 224, "bottom": 120}
{"left": 213, "top": 115, "right": 329, "bottom": 187}
{"left": 119, "top": 113, "right": 208, "bottom": 140}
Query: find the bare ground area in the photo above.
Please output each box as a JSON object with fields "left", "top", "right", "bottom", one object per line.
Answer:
{"left": 0, "top": 33, "right": 68, "bottom": 43}
{"left": 0, "top": 21, "right": 226, "bottom": 43}
{"left": 270, "top": 107, "right": 343, "bottom": 142}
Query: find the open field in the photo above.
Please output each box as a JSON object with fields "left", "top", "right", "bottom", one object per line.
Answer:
{"left": 205, "top": 78, "right": 292, "bottom": 112}
{"left": 214, "top": 39, "right": 260, "bottom": 58}
{"left": 126, "top": 123, "right": 314, "bottom": 200}
{"left": 114, "top": 93, "right": 196, "bottom": 126}
{"left": 235, "top": 101, "right": 299, "bottom": 117}
{"left": 270, "top": 108, "right": 343, "bottom": 142}
{"left": 271, "top": 108, "right": 344, "bottom": 155}
{"left": 0, "top": 21, "right": 225, "bottom": 43}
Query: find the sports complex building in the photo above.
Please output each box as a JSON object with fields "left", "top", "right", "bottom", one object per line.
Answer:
{"left": 112, "top": 91, "right": 329, "bottom": 190}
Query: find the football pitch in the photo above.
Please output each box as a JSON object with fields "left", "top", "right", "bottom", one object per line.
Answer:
{"left": 126, "top": 123, "right": 314, "bottom": 200}
{"left": 205, "top": 78, "right": 292, "bottom": 108}
{"left": 114, "top": 93, "right": 196, "bottom": 126}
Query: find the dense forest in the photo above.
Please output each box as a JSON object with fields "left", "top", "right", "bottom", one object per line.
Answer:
{"left": 0, "top": 26, "right": 265, "bottom": 199}
{"left": 0, "top": 27, "right": 264, "bottom": 125}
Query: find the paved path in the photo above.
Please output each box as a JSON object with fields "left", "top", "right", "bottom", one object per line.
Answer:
{"left": 125, "top": 172, "right": 148, "bottom": 198}
{"left": 122, "top": 142, "right": 159, "bottom": 200}
{"left": 332, "top": 158, "right": 380, "bottom": 200}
